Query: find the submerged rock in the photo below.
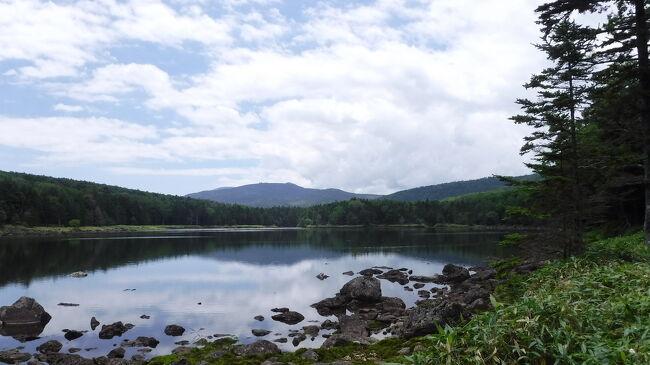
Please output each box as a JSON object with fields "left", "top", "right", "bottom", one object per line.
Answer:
{"left": 271, "top": 311, "right": 305, "bottom": 325}
{"left": 164, "top": 325, "right": 185, "bottom": 336}
{"left": 376, "top": 269, "right": 409, "bottom": 285}
{"left": 69, "top": 272, "right": 88, "bottom": 278}
{"left": 359, "top": 268, "right": 383, "bottom": 276}
{"left": 316, "top": 273, "right": 329, "bottom": 280}
{"left": 64, "top": 330, "right": 84, "bottom": 341}
{"left": 98, "top": 322, "right": 133, "bottom": 339}
{"left": 251, "top": 329, "right": 271, "bottom": 337}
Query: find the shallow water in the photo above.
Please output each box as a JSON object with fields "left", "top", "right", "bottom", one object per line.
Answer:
{"left": 0, "top": 228, "right": 513, "bottom": 359}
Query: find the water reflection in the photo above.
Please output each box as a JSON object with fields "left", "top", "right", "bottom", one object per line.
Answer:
{"left": 0, "top": 228, "right": 513, "bottom": 359}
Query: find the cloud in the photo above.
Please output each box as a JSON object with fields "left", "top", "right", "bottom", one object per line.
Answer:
{"left": 53, "top": 103, "right": 84, "bottom": 112}
{"left": 0, "top": 0, "right": 543, "bottom": 194}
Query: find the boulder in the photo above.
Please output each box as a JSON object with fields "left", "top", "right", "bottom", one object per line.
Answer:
{"left": 301, "top": 349, "right": 319, "bottom": 361}
{"left": 122, "top": 337, "right": 159, "bottom": 348}
{"left": 90, "top": 317, "right": 100, "bottom": 331}
{"left": 302, "top": 325, "right": 319, "bottom": 337}
{"left": 316, "top": 273, "right": 329, "bottom": 280}
{"left": 291, "top": 333, "right": 306, "bottom": 346}
{"left": 254, "top": 315, "right": 264, "bottom": 321}
{"left": 233, "top": 340, "right": 280, "bottom": 356}
{"left": 0, "top": 297, "right": 51, "bottom": 328}
{"left": 0, "top": 349, "right": 31, "bottom": 364}
{"left": 340, "top": 276, "right": 381, "bottom": 303}
{"left": 271, "top": 311, "right": 304, "bottom": 325}
{"left": 413, "top": 283, "right": 425, "bottom": 289}
{"left": 37, "top": 340, "right": 63, "bottom": 353}
{"left": 400, "top": 301, "right": 464, "bottom": 338}
{"left": 311, "top": 295, "right": 348, "bottom": 316}
{"left": 442, "top": 264, "right": 470, "bottom": 283}
{"left": 99, "top": 322, "right": 132, "bottom": 339}
{"left": 37, "top": 353, "right": 93, "bottom": 365}
{"left": 107, "top": 348, "right": 125, "bottom": 359}
{"left": 408, "top": 275, "right": 440, "bottom": 283}
{"left": 164, "top": 325, "right": 185, "bottom": 336}
{"left": 270, "top": 307, "right": 289, "bottom": 313}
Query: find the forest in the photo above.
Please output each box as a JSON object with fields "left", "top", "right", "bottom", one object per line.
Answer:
{"left": 0, "top": 170, "right": 529, "bottom": 228}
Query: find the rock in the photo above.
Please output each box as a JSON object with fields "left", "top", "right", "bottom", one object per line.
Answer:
{"left": 409, "top": 275, "right": 440, "bottom": 283}
{"left": 90, "top": 317, "right": 100, "bottom": 330}
{"left": 57, "top": 303, "right": 80, "bottom": 307}
{"left": 139, "top": 315, "right": 150, "bottom": 320}
{"left": 340, "top": 276, "right": 381, "bottom": 303}
{"left": 27, "top": 360, "right": 43, "bottom": 365}
{"left": 174, "top": 341, "right": 189, "bottom": 345}
{"left": 400, "top": 301, "right": 464, "bottom": 338}
{"left": 254, "top": 315, "right": 264, "bottom": 321}
{"left": 38, "top": 353, "right": 93, "bottom": 365}
{"left": 302, "top": 325, "right": 319, "bottom": 337}
{"left": 252, "top": 329, "right": 271, "bottom": 337}
{"left": 321, "top": 333, "right": 372, "bottom": 348}
{"left": 171, "top": 347, "right": 192, "bottom": 356}
{"left": 339, "top": 315, "right": 368, "bottom": 338}
{"left": 68, "top": 348, "right": 81, "bottom": 354}
{"left": 271, "top": 311, "right": 305, "bottom": 325}
{"left": 316, "top": 273, "right": 329, "bottom": 280}
{"left": 463, "top": 287, "right": 491, "bottom": 304}
{"left": 417, "top": 290, "right": 430, "bottom": 299}
{"left": 321, "top": 319, "right": 338, "bottom": 330}
{"left": 123, "top": 337, "right": 159, "bottom": 348}
{"left": 470, "top": 267, "right": 497, "bottom": 281}
{"left": 69, "top": 271, "right": 88, "bottom": 278}
{"left": 442, "top": 264, "right": 470, "bottom": 283}
{"left": 64, "top": 330, "right": 84, "bottom": 341}
{"left": 404, "top": 286, "right": 413, "bottom": 291}
{"left": 342, "top": 271, "right": 354, "bottom": 276}
{"left": 467, "top": 298, "right": 492, "bottom": 311}
{"left": 359, "top": 268, "right": 383, "bottom": 276}
{"left": 377, "top": 269, "right": 409, "bottom": 285}
{"left": 0, "top": 297, "right": 51, "bottom": 331}
{"left": 0, "top": 349, "right": 31, "bottom": 364}
{"left": 99, "top": 322, "right": 132, "bottom": 339}
{"left": 291, "top": 333, "right": 306, "bottom": 346}
{"left": 107, "top": 348, "right": 125, "bottom": 359}
{"left": 131, "top": 355, "right": 145, "bottom": 362}
{"left": 233, "top": 340, "right": 280, "bottom": 356}
{"left": 273, "top": 337, "right": 287, "bottom": 343}
{"left": 413, "top": 283, "right": 425, "bottom": 289}
{"left": 164, "top": 324, "right": 185, "bottom": 336}
{"left": 311, "top": 295, "right": 348, "bottom": 316}
{"left": 413, "top": 345, "right": 427, "bottom": 353}
{"left": 37, "top": 340, "right": 63, "bottom": 353}
{"left": 375, "top": 297, "right": 406, "bottom": 317}
{"left": 270, "top": 307, "right": 289, "bottom": 313}
{"left": 302, "top": 349, "right": 319, "bottom": 361}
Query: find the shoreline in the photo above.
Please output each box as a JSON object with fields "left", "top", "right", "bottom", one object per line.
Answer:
{"left": 0, "top": 223, "right": 538, "bottom": 237}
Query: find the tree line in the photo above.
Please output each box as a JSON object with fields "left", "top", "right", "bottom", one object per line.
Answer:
{"left": 0, "top": 171, "right": 529, "bottom": 228}
{"left": 507, "top": 0, "right": 649, "bottom": 254}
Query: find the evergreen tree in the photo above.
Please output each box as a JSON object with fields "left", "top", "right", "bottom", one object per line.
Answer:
{"left": 536, "top": 0, "right": 650, "bottom": 243}
{"left": 511, "top": 20, "right": 596, "bottom": 255}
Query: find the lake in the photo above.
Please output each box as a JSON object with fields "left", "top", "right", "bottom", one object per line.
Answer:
{"left": 0, "top": 228, "right": 513, "bottom": 359}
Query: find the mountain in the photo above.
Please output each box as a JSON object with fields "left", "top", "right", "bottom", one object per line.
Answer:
{"left": 384, "top": 174, "right": 537, "bottom": 202}
{"left": 186, "top": 182, "right": 381, "bottom": 207}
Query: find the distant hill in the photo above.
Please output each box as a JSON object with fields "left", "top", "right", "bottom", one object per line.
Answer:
{"left": 384, "top": 174, "right": 537, "bottom": 202}
{"left": 186, "top": 183, "right": 381, "bottom": 207}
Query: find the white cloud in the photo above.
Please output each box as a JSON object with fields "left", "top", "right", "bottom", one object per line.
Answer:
{"left": 0, "top": 0, "right": 544, "bottom": 194}
{"left": 53, "top": 103, "right": 84, "bottom": 112}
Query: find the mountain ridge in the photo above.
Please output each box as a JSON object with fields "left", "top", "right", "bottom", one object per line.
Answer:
{"left": 187, "top": 175, "right": 536, "bottom": 207}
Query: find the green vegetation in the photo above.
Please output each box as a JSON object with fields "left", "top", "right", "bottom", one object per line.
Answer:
{"left": 505, "top": 0, "right": 649, "bottom": 252}
{"left": 408, "top": 233, "right": 650, "bottom": 365}
{"left": 0, "top": 170, "right": 531, "bottom": 230}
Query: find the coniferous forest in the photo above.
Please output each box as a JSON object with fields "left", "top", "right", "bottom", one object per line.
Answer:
{"left": 0, "top": 170, "right": 529, "bottom": 228}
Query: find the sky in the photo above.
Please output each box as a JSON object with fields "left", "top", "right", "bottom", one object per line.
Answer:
{"left": 0, "top": 0, "right": 548, "bottom": 196}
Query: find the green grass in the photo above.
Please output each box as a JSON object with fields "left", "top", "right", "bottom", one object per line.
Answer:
{"left": 407, "top": 232, "right": 650, "bottom": 365}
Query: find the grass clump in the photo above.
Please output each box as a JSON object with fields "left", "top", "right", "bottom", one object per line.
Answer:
{"left": 408, "top": 232, "right": 650, "bottom": 365}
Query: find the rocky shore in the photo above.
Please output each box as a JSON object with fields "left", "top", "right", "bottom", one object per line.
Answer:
{"left": 0, "top": 262, "right": 508, "bottom": 365}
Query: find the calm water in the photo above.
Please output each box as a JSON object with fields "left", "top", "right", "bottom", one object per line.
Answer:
{"left": 0, "top": 228, "right": 513, "bottom": 359}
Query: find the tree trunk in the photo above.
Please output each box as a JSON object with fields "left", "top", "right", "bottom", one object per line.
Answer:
{"left": 633, "top": 0, "right": 650, "bottom": 244}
